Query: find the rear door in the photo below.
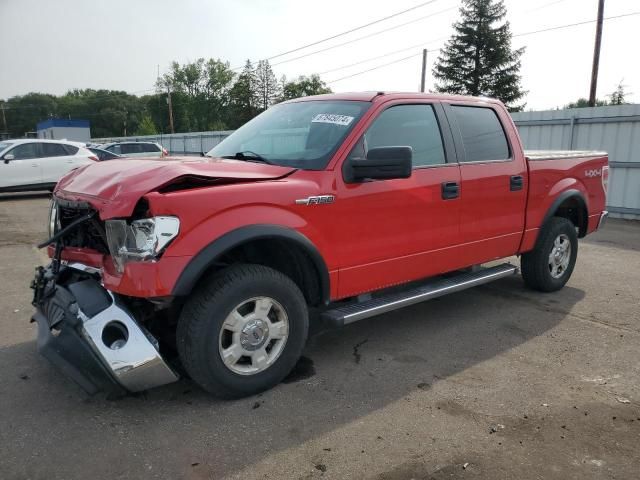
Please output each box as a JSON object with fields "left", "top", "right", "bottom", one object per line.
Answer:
{"left": 444, "top": 102, "right": 527, "bottom": 264}
{"left": 334, "top": 101, "right": 463, "bottom": 298}
{"left": 0, "top": 143, "right": 42, "bottom": 188}
{"left": 40, "top": 142, "right": 75, "bottom": 183}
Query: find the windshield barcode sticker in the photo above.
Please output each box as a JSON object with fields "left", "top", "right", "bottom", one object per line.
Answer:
{"left": 311, "top": 114, "right": 354, "bottom": 126}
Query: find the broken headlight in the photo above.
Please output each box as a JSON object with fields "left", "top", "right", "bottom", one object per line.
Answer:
{"left": 105, "top": 216, "right": 180, "bottom": 273}
{"left": 48, "top": 199, "right": 60, "bottom": 238}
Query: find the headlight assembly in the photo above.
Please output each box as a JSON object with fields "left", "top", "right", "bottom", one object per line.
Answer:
{"left": 105, "top": 216, "right": 180, "bottom": 273}
{"left": 48, "top": 199, "right": 60, "bottom": 238}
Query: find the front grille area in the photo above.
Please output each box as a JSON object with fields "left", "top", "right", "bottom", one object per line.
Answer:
{"left": 56, "top": 199, "right": 109, "bottom": 253}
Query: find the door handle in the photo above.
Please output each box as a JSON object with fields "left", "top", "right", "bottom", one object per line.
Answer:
{"left": 510, "top": 175, "right": 524, "bottom": 191}
{"left": 441, "top": 181, "right": 460, "bottom": 200}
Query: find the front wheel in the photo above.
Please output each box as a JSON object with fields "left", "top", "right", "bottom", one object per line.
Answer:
{"left": 521, "top": 217, "right": 578, "bottom": 292}
{"left": 177, "top": 264, "right": 309, "bottom": 398}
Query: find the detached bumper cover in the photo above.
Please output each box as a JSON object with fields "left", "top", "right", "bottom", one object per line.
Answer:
{"left": 31, "top": 264, "right": 179, "bottom": 394}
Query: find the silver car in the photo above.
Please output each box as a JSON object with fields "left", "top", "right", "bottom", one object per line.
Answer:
{"left": 101, "top": 141, "right": 168, "bottom": 158}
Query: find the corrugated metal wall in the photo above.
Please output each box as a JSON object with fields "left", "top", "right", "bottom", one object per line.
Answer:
{"left": 511, "top": 105, "right": 640, "bottom": 220}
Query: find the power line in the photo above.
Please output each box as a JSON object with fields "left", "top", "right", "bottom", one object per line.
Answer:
{"left": 267, "top": 5, "right": 457, "bottom": 69}
{"left": 513, "top": 11, "right": 640, "bottom": 38}
{"left": 327, "top": 10, "right": 640, "bottom": 84}
{"left": 318, "top": 38, "right": 447, "bottom": 75}
{"left": 231, "top": 0, "right": 444, "bottom": 69}
{"left": 327, "top": 53, "right": 424, "bottom": 84}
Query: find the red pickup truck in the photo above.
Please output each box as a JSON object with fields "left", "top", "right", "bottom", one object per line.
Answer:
{"left": 32, "top": 92, "right": 608, "bottom": 398}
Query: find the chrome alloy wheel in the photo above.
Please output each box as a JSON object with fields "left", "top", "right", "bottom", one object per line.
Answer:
{"left": 548, "top": 233, "right": 572, "bottom": 279}
{"left": 218, "top": 297, "right": 289, "bottom": 375}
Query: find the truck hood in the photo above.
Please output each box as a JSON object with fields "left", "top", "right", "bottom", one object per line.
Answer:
{"left": 55, "top": 156, "right": 296, "bottom": 218}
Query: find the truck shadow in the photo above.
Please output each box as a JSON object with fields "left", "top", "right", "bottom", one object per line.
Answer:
{"left": 1, "top": 275, "right": 583, "bottom": 479}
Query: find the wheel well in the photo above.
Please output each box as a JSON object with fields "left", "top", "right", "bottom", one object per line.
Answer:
{"left": 553, "top": 195, "right": 588, "bottom": 237}
{"left": 215, "top": 238, "right": 324, "bottom": 306}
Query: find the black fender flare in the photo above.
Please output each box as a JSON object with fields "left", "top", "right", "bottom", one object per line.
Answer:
{"left": 541, "top": 189, "right": 589, "bottom": 237}
{"left": 171, "top": 224, "right": 330, "bottom": 303}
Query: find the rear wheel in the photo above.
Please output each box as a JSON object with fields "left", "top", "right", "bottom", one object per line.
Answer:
{"left": 177, "top": 264, "right": 308, "bottom": 398}
{"left": 521, "top": 217, "right": 578, "bottom": 292}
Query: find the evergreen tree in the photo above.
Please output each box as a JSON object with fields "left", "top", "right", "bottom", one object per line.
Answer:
{"left": 433, "top": 0, "right": 526, "bottom": 111}
{"left": 135, "top": 114, "right": 158, "bottom": 135}
{"left": 254, "top": 60, "right": 281, "bottom": 111}
{"left": 227, "top": 60, "right": 259, "bottom": 128}
{"left": 608, "top": 81, "right": 628, "bottom": 106}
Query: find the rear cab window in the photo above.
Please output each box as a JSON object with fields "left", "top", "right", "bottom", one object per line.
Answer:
{"left": 449, "top": 105, "right": 510, "bottom": 162}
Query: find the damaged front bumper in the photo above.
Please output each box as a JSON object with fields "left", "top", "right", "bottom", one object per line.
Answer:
{"left": 31, "top": 263, "right": 179, "bottom": 395}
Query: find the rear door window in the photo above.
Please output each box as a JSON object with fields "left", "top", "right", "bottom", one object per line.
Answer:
{"left": 41, "top": 143, "right": 68, "bottom": 157}
{"left": 121, "top": 143, "right": 145, "bottom": 155}
{"left": 62, "top": 144, "right": 79, "bottom": 155}
{"left": 451, "top": 106, "right": 510, "bottom": 162}
{"left": 142, "top": 143, "right": 160, "bottom": 153}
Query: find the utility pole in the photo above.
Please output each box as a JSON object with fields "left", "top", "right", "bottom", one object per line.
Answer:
{"left": 420, "top": 49, "right": 428, "bottom": 93}
{"left": 167, "top": 87, "right": 175, "bottom": 134}
{"left": 589, "top": 0, "right": 605, "bottom": 107}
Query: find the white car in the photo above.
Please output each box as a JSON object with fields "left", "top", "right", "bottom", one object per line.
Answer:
{"left": 101, "top": 141, "right": 168, "bottom": 158}
{"left": 0, "top": 139, "right": 97, "bottom": 192}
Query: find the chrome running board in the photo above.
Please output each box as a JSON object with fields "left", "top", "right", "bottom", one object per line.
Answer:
{"left": 321, "top": 263, "right": 518, "bottom": 327}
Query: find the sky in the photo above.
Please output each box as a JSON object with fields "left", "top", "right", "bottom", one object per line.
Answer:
{"left": 0, "top": 0, "right": 639, "bottom": 110}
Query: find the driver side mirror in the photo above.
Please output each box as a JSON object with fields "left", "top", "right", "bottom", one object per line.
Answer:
{"left": 343, "top": 146, "right": 412, "bottom": 183}
{"left": 3, "top": 153, "right": 15, "bottom": 164}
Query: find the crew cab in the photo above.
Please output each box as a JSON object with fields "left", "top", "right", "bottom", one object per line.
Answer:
{"left": 31, "top": 92, "right": 608, "bottom": 398}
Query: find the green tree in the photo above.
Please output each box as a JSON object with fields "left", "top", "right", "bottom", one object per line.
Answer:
{"left": 135, "top": 114, "right": 158, "bottom": 135}
{"left": 608, "top": 81, "right": 628, "bottom": 106}
{"left": 433, "top": 0, "right": 526, "bottom": 111}
{"left": 227, "top": 60, "right": 260, "bottom": 128}
{"left": 563, "top": 98, "right": 608, "bottom": 109}
{"left": 254, "top": 60, "right": 281, "bottom": 111}
{"left": 280, "top": 74, "right": 332, "bottom": 101}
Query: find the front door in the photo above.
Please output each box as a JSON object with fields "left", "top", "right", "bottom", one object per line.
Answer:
{"left": 1, "top": 143, "right": 42, "bottom": 188}
{"left": 332, "top": 101, "right": 462, "bottom": 298}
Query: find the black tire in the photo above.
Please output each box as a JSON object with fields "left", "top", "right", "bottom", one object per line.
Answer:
{"left": 521, "top": 217, "right": 578, "bottom": 292}
{"left": 176, "top": 264, "right": 309, "bottom": 398}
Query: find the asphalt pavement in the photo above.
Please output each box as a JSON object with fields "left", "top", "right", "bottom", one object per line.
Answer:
{"left": 0, "top": 192, "right": 638, "bottom": 480}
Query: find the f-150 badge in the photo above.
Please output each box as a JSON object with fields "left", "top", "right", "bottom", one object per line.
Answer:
{"left": 295, "top": 195, "right": 335, "bottom": 205}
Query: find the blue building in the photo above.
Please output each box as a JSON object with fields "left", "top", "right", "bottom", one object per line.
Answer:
{"left": 36, "top": 119, "right": 91, "bottom": 142}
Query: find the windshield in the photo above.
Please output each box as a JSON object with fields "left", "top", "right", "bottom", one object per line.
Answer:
{"left": 207, "top": 100, "right": 370, "bottom": 170}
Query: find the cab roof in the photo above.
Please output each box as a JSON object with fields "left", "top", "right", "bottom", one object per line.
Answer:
{"left": 283, "top": 91, "right": 503, "bottom": 105}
